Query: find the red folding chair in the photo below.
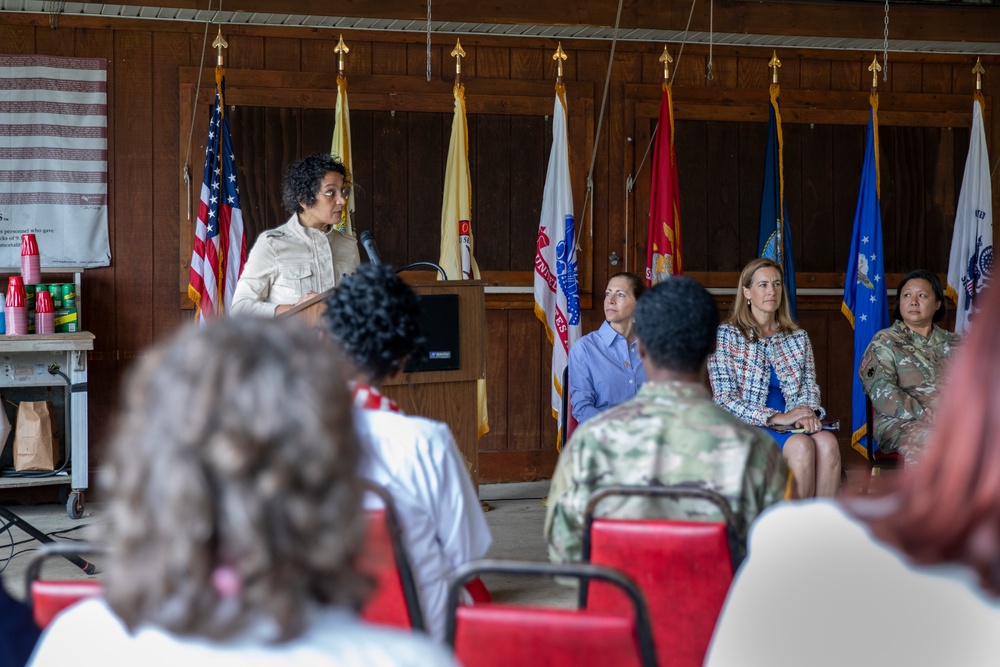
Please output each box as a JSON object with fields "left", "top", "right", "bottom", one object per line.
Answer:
{"left": 581, "top": 485, "right": 740, "bottom": 667}
{"left": 358, "top": 481, "right": 426, "bottom": 631}
{"left": 26, "top": 542, "right": 105, "bottom": 629}
{"left": 446, "top": 559, "right": 657, "bottom": 667}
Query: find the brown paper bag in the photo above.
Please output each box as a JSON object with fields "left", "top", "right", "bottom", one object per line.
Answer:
{"left": 14, "top": 401, "right": 58, "bottom": 471}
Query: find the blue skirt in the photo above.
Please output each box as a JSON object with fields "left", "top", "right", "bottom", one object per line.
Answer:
{"left": 758, "top": 366, "right": 794, "bottom": 451}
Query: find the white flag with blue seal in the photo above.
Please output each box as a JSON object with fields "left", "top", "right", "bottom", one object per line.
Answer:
{"left": 947, "top": 92, "right": 993, "bottom": 335}
{"left": 534, "top": 82, "right": 581, "bottom": 440}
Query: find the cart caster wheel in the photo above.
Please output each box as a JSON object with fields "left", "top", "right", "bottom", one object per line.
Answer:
{"left": 67, "top": 492, "right": 85, "bottom": 520}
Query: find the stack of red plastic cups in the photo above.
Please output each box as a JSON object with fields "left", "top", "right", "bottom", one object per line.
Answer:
{"left": 21, "top": 233, "right": 41, "bottom": 285}
{"left": 6, "top": 276, "right": 27, "bottom": 335}
{"left": 35, "top": 288, "right": 54, "bottom": 334}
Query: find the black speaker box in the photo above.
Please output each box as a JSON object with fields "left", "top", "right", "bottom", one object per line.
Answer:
{"left": 405, "top": 293, "right": 461, "bottom": 372}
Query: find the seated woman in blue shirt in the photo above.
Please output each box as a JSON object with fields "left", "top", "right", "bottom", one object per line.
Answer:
{"left": 568, "top": 272, "right": 646, "bottom": 424}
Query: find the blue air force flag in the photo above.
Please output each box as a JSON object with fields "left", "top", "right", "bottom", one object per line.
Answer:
{"left": 842, "top": 98, "right": 890, "bottom": 454}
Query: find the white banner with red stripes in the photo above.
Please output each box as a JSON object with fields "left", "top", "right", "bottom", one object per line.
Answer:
{"left": 0, "top": 55, "right": 110, "bottom": 269}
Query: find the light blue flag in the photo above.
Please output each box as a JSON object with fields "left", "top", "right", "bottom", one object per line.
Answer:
{"left": 842, "top": 95, "right": 890, "bottom": 456}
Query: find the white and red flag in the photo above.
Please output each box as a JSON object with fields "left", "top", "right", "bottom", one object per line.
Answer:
{"left": 0, "top": 55, "right": 109, "bottom": 268}
{"left": 534, "top": 83, "right": 581, "bottom": 436}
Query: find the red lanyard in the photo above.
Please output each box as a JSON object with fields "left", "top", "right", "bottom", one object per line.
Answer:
{"left": 352, "top": 383, "right": 400, "bottom": 413}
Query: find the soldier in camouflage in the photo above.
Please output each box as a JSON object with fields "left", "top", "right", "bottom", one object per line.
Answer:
{"left": 545, "top": 277, "right": 792, "bottom": 563}
{"left": 859, "top": 270, "right": 960, "bottom": 465}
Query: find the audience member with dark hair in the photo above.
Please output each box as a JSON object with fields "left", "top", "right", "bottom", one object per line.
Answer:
{"left": 232, "top": 153, "right": 360, "bottom": 317}
{"left": 707, "top": 285, "right": 1000, "bottom": 667}
{"left": 859, "top": 269, "right": 960, "bottom": 465}
{"left": 708, "top": 257, "right": 841, "bottom": 498}
{"left": 1, "top": 580, "right": 40, "bottom": 667}
{"left": 323, "top": 265, "right": 491, "bottom": 642}
{"left": 546, "top": 277, "right": 791, "bottom": 563}
{"left": 28, "top": 318, "right": 455, "bottom": 666}
{"left": 568, "top": 272, "right": 647, "bottom": 424}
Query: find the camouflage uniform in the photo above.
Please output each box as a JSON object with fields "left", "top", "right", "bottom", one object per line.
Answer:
{"left": 859, "top": 320, "right": 960, "bottom": 465}
{"left": 544, "top": 380, "right": 792, "bottom": 563}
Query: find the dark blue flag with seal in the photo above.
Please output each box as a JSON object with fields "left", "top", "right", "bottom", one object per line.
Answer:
{"left": 758, "top": 83, "right": 797, "bottom": 320}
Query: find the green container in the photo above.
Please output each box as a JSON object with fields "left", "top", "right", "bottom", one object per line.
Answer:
{"left": 50, "top": 284, "right": 63, "bottom": 309}
{"left": 55, "top": 307, "right": 77, "bottom": 333}
{"left": 25, "top": 286, "right": 36, "bottom": 318}
{"left": 62, "top": 283, "right": 76, "bottom": 308}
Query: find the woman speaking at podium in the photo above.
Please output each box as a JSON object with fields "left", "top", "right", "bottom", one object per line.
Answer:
{"left": 231, "top": 153, "right": 360, "bottom": 317}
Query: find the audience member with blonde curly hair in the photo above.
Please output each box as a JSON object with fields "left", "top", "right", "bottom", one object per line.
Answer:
{"left": 29, "top": 318, "right": 455, "bottom": 667}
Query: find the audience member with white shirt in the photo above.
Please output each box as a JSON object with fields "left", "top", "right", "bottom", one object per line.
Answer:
{"left": 323, "top": 265, "right": 492, "bottom": 642}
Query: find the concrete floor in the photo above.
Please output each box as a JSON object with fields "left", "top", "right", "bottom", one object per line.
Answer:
{"left": 0, "top": 480, "right": 574, "bottom": 608}
{"left": 2, "top": 447, "right": 887, "bottom": 607}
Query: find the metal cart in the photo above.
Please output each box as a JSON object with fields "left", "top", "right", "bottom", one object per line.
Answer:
{"left": 0, "top": 332, "right": 94, "bottom": 519}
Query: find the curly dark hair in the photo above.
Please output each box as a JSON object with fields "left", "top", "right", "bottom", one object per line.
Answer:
{"left": 100, "top": 318, "right": 369, "bottom": 642}
{"left": 634, "top": 276, "right": 719, "bottom": 373}
{"left": 322, "top": 264, "right": 424, "bottom": 383}
{"left": 892, "top": 269, "right": 947, "bottom": 323}
{"left": 281, "top": 153, "right": 348, "bottom": 214}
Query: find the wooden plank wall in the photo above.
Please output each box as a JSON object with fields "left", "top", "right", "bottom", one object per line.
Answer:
{"left": 0, "top": 12, "right": 997, "bottom": 485}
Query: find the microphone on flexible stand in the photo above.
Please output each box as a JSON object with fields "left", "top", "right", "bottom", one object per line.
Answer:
{"left": 359, "top": 230, "right": 382, "bottom": 265}
{"left": 360, "top": 230, "right": 449, "bottom": 279}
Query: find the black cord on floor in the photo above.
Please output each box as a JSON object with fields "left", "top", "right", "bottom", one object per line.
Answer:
{"left": 0, "top": 521, "right": 93, "bottom": 574}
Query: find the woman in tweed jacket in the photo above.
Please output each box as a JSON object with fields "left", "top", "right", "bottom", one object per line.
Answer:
{"left": 708, "top": 258, "right": 841, "bottom": 497}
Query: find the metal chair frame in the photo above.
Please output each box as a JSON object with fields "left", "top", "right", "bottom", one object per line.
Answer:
{"left": 360, "top": 479, "right": 427, "bottom": 631}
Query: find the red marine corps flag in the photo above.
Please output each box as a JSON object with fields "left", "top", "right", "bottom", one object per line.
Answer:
{"left": 645, "top": 47, "right": 683, "bottom": 285}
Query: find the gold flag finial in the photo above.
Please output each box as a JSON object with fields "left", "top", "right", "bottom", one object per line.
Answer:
{"left": 659, "top": 46, "right": 673, "bottom": 81}
{"left": 768, "top": 51, "right": 781, "bottom": 85}
{"left": 553, "top": 42, "right": 567, "bottom": 82}
{"left": 451, "top": 39, "right": 466, "bottom": 85}
{"left": 973, "top": 57, "right": 985, "bottom": 91}
{"left": 869, "top": 55, "right": 882, "bottom": 90}
{"left": 212, "top": 28, "right": 228, "bottom": 68}
{"left": 334, "top": 35, "right": 349, "bottom": 77}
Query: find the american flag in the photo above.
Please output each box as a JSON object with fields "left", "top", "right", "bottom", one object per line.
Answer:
{"left": 188, "top": 67, "right": 245, "bottom": 322}
{"left": 0, "top": 55, "right": 110, "bottom": 269}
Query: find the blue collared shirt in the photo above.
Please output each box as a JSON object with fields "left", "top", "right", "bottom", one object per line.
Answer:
{"left": 568, "top": 320, "right": 646, "bottom": 424}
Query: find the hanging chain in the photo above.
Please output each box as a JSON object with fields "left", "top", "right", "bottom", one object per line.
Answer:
{"left": 426, "top": 0, "right": 432, "bottom": 82}
{"left": 882, "top": 0, "right": 889, "bottom": 82}
{"left": 705, "top": 0, "right": 714, "bottom": 81}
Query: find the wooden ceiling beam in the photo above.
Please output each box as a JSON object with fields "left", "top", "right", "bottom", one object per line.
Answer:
{"left": 101, "top": 0, "right": 999, "bottom": 44}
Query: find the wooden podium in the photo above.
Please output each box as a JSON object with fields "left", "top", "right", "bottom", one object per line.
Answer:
{"left": 284, "top": 279, "right": 486, "bottom": 488}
